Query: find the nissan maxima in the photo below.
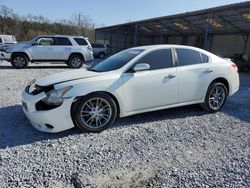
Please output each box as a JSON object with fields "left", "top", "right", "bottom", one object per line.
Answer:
{"left": 21, "top": 45, "right": 239, "bottom": 133}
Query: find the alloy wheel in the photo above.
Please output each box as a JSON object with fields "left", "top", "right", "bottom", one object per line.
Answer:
{"left": 13, "top": 56, "right": 26, "bottom": 67}
{"left": 71, "top": 57, "right": 82, "bottom": 67}
{"left": 80, "top": 98, "right": 112, "bottom": 129}
{"left": 208, "top": 85, "right": 226, "bottom": 110}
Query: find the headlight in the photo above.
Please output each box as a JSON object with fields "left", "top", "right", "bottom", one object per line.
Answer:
{"left": 42, "top": 86, "right": 73, "bottom": 105}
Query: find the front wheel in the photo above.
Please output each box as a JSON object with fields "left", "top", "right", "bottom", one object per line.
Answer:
{"left": 11, "top": 54, "right": 28, "bottom": 69}
{"left": 68, "top": 55, "right": 84, "bottom": 68}
{"left": 200, "top": 82, "right": 227, "bottom": 112}
{"left": 72, "top": 93, "right": 118, "bottom": 132}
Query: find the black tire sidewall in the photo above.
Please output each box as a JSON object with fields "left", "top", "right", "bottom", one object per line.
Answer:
{"left": 11, "top": 54, "right": 28, "bottom": 69}
{"left": 72, "top": 93, "right": 117, "bottom": 132}
{"left": 68, "top": 55, "right": 83, "bottom": 68}
{"left": 202, "top": 82, "right": 227, "bottom": 112}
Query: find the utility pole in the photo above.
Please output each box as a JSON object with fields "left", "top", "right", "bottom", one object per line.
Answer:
{"left": 78, "top": 14, "right": 81, "bottom": 36}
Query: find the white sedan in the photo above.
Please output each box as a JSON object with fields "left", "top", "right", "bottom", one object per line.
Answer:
{"left": 21, "top": 45, "right": 239, "bottom": 133}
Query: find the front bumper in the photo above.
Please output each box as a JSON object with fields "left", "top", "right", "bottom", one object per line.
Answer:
{"left": 21, "top": 89, "right": 75, "bottom": 133}
{"left": 0, "top": 51, "right": 11, "bottom": 61}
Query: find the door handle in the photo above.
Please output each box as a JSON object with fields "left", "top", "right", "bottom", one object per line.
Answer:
{"left": 203, "top": 69, "right": 213, "bottom": 73}
{"left": 165, "top": 74, "right": 176, "bottom": 79}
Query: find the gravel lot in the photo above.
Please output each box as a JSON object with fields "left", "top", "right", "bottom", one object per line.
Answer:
{"left": 0, "top": 61, "right": 250, "bottom": 187}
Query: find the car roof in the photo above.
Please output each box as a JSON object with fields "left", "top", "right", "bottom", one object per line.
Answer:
{"left": 36, "top": 35, "right": 87, "bottom": 38}
{"left": 131, "top": 44, "right": 214, "bottom": 55}
{"left": 129, "top": 44, "right": 222, "bottom": 61}
{"left": 131, "top": 44, "right": 202, "bottom": 50}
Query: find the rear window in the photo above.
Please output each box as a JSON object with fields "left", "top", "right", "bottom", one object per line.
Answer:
{"left": 74, "top": 38, "right": 88, "bottom": 45}
{"left": 56, "top": 37, "right": 72, "bottom": 46}
{"left": 201, "top": 53, "right": 209, "bottom": 63}
{"left": 176, "top": 49, "right": 202, "bottom": 66}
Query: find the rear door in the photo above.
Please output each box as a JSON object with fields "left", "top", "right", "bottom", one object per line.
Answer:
{"left": 175, "top": 48, "right": 214, "bottom": 103}
{"left": 52, "top": 37, "right": 72, "bottom": 60}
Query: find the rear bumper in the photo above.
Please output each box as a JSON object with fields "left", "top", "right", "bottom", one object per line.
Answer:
{"left": 21, "top": 90, "right": 75, "bottom": 133}
{"left": 84, "top": 51, "right": 94, "bottom": 62}
{"left": 229, "top": 72, "right": 240, "bottom": 96}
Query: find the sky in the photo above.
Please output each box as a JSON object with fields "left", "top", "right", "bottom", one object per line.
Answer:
{"left": 0, "top": 0, "right": 247, "bottom": 27}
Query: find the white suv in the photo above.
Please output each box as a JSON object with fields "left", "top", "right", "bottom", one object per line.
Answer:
{"left": 1, "top": 35, "right": 93, "bottom": 68}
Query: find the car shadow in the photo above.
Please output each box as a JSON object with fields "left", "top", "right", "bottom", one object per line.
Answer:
{"left": 1, "top": 97, "right": 248, "bottom": 149}
{"left": 0, "top": 105, "right": 81, "bottom": 149}
{"left": 0, "top": 104, "right": 203, "bottom": 149}
{"left": 0, "top": 65, "right": 72, "bottom": 69}
{"left": 0, "top": 104, "right": 207, "bottom": 149}
{"left": 222, "top": 89, "right": 250, "bottom": 123}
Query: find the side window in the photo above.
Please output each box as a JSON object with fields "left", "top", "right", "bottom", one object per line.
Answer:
{"left": 135, "top": 49, "right": 173, "bottom": 70}
{"left": 0, "top": 38, "right": 2, "bottom": 43}
{"left": 56, "top": 37, "right": 72, "bottom": 46}
{"left": 37, "top": 38, "right": 54, "bottom": 46}
{"left": 176, "top": 49, "right": 202, "bottom": 66}
{"left": 92, "top": 44, "right": 105, "bottom": 48}
{"left": 201, "top": 53, "right": 209, "bottom": 63}
{"left": 74, "top": 38, "right": 88, "bottom": 45}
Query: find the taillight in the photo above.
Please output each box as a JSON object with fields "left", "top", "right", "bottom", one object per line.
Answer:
{"left": 12, "top": 36, "right": 17, "bottom": 43}
{"left": 2, "top": 44, "right": 9, "bottom": 51}
{"left": 88, "top": 46, "right": 93, "bottom": 51}
{"left": 231, "top": 63, "right": 238, "bottom": 73}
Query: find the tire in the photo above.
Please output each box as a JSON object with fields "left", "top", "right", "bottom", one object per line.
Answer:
{"left": 11, "top": 54, "right": 28, "bottom": 69}
{"left": 98, "top": 52, "right": 105, "bottom": 59}
{"left": 72, "top": 93, "right": 118, "bottom": 132}
{"left": 68, "top": 55, "right": 84, "bottom": 68}
{"left": 200, "top": 82, "right": 228, "bottom": 113}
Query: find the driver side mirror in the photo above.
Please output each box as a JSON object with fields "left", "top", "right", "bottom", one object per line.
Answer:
{"left": 32, "top": 42, "right": 39, "bottom": 46}
{"left": 133, "top": 63, "right": 150, "bottom": 72}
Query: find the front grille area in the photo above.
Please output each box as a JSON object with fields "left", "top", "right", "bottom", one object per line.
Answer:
{"left": 36, "top": 100, "right": 60, "bottom": 111}
{"left": 22, "top": 101, "right": 28, "bottom": 111}
{"left": 32, "top": 85, "right": 54, "bottom": 95}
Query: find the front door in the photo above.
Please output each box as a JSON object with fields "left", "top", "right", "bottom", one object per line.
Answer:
{"left": 31, "top": 37, "right": 55, "bottom": 60}
{"left": 122, "top": 48, "right": 178, "bottom": 112}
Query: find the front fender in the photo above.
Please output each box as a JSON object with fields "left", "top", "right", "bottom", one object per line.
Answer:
{"left": 54, "top": 74, "right": 126, "bottom": 117}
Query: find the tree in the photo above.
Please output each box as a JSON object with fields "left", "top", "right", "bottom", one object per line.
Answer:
{"left": 0, "top": 5, "right": 13, "bottom": 34}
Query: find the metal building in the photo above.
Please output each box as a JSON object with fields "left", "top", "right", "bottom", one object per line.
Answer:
{"left": 95, "top": 1, "right": 250, "bottom": 58}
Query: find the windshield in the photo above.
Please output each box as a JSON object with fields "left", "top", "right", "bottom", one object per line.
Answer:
{"left": 29, "top": 36, "right": 40, "bottom": 44}
{"left": 88, "top": 49, "right": 144, "bottom": 72}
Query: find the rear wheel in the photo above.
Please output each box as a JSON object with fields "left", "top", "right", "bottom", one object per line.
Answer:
{"left": 72, "top": 93, "right": 118, "bottom": 132}
{"left": 68, "top": 55, "right": 83, "bottom": 68}
{"left": 200, "top": 82, "right": 227, "bottom": 112}
{"left": 11, "top": 54, "right": 28, "bottom": 69}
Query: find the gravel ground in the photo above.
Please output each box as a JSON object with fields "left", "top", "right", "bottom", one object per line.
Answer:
{"left": 0, "top": 61, "right": 250, "bottom": 188}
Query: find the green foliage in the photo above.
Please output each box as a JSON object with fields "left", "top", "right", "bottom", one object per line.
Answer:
{"left": 0, "top": 5, "right": 95, "bottom": 42}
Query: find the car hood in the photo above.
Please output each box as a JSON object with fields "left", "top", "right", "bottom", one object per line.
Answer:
{"left": 0, "top": 42, "right": 30, "bottom": 52}
{"left": 36, "top": 69, "right": 104, "bottom": 86}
